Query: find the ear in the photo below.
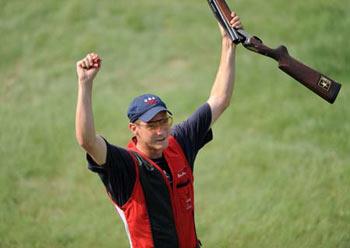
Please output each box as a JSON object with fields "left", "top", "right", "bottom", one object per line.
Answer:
{"left": 128, "top": 123, "right": 138, "bottom": 136}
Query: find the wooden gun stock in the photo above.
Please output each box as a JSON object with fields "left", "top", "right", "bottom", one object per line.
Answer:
{"left": 208, "top": 0, "right": 342, "bottom": 103}
{"left": 245, "top": 37, "right": 341, "bottom": 103}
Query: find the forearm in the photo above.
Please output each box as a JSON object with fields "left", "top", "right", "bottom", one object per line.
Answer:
{"left": 208, "top": 40, "right": 236, "bottom": 121}
{"left": 75, "top": 80, "right": 97, "bottom": 149}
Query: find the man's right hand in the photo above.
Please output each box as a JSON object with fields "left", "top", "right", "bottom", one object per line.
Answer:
{"left": 76, "top": 53, "right": 101, "bottom": 83}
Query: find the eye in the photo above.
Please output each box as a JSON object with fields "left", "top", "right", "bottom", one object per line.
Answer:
{"left": 144, "top": 116, "right": 173, "bottom": 130}
{"left": 147, "top": 123, "right": 157, "bottom": 129}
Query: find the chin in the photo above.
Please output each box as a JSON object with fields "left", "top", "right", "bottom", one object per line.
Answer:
{"left": 154, "top": 140, "right": 168, "bottom": 151}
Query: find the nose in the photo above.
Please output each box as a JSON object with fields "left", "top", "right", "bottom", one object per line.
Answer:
{"left": 155, "top": 125, "right": 167, "bottom": 135}
{"left": 155, "top": 127, "right": 164, "bottom": 135}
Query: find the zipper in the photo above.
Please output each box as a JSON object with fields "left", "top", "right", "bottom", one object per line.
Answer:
{"left": 130, "top": 148, "right": 178, "bottom": 222}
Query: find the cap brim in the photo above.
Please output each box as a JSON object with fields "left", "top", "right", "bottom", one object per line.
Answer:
{"left": 139, "top": 106, "right": 172, "bottom": 122}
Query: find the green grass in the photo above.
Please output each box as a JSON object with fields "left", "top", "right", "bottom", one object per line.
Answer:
{"left": 1, "top": 0, "right": 349, "bottom": 247}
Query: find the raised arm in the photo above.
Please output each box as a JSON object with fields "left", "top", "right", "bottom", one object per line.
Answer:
{"left": 75, "top": 53, "right": 106, "bottom": 165}
{"left": 207, "top": 12, "right": 242, "bottom": 125}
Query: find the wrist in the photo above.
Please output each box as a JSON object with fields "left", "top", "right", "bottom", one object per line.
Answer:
{"left": 221, "top": 39, "right": 236, "bottom": 55}
{"left": 222, "top": 38, "right": 236, "bottom": 48}
{"left": 78, "top": 78, "right": 93, "bottom": 85}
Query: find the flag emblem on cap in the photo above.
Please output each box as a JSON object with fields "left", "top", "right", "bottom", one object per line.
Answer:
{"left": 144, "top": 97, "right": 158, "bottom": 105}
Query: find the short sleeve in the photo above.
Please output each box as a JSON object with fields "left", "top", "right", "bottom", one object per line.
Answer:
{"left": 87, "top": 138, "right": 136, "bottom": 206}
{"left": 171, "top": 103, "right": 213, "bottom": 170}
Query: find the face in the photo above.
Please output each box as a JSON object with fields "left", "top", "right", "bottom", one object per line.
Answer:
{"left": 129, "top": 111, "right": 173, "bottom": 158}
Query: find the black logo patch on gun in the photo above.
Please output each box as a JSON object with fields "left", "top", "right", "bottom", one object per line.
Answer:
{"left": 318, "top": 76, "right": 332, "bottom": 91}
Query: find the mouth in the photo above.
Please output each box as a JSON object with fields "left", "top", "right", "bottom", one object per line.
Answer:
{"left": 155, "top": 137, "right": 166, "bottom": 142}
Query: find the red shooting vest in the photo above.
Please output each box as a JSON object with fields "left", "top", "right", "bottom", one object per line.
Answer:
{"left": 108, "top": 135, "right": 198, "bottom": 248}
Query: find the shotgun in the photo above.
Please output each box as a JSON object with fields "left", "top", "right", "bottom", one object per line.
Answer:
{"left": 208, "top": 0, "right": 342, "bottom": 103}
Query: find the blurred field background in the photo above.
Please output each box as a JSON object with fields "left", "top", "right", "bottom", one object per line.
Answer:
{"left": 1, "top": 0, "right": 349, "bottom": 247}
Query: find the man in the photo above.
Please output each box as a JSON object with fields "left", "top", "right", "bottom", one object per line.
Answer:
{"left": 75, "top": 12, "right": 242, "bottom": 248}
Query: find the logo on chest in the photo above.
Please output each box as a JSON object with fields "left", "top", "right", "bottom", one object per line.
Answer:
{"left": 177, "top": 171, "right": 187, "bottom": 178}
{"left": 177, "top": 167, "right": 188, "bottom": 179}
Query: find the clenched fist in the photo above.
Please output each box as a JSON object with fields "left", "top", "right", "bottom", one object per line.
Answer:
{"left": 76, "top": 53, "right": 101, "bottom": 83}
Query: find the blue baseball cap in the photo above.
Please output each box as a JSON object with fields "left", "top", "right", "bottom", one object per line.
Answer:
{"left": 127, "top": 94, "right": 172, "bottom": 123}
